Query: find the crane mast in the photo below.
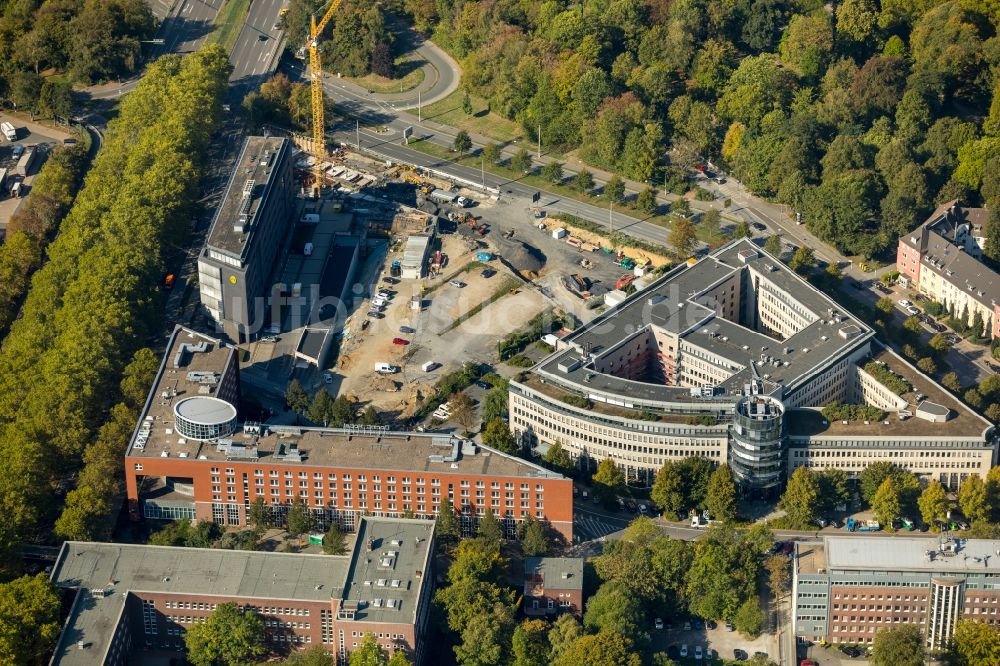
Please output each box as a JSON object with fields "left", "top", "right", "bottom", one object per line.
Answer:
{"left": 307, "top": 0, "right": 343, "bottom": 173}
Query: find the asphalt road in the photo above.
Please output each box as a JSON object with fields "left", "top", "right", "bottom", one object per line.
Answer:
{"left": 228, "top": 0, "right": 286, "bottom": 97}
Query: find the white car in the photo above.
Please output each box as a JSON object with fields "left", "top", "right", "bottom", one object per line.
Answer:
{"left": 899, "top": 299, "right": 911, "bottom": 308}
{"left": 694, "top": 645, "right": 703, "bottom": 660}
{"left": 680, "top": 645, "right": 688, "bottom": 658}
{"left": 449, "top": 280, "right": 466, "bottom": 288}
{"left": 377, "top": 290, "right": 393, "bottom": 299}
{"left": 906, "top": 305, "right": 921, "bottom": 316}
{"left": 654, "top": 618, "right": 663, "bottom": 630}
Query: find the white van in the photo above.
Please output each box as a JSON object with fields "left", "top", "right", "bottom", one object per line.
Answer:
{"left": 421, "top": 361, "right": 437, "bottom": 372}
{"left": 375, "top": 363, "right": 398, "bottom": 374}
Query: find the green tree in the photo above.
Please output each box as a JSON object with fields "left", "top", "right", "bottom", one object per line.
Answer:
{"left": 0, "top": 574, "right": 62, "bottom": 666}
{"left": 765, "top": 555, "right": 790, "bottom": 598}
{"left": 512, "top": 619, "right": 550, "bottom": 666}
{"left": 285, "top": 645, "right": 337, "bottom": 665}
{"left": 543, "top": 440, "right": 574, "bottom": 474}
{"left": 706, "top": 464, "right": 737, "bottom": 523}
{"left": 870, "top": 623, "right": 924, "bottom": 666}
{"left": 482, "top": 418, "right": 517, "bottom": 454}
{"left": 669, "top": 217, "right": 698, "bottom": 257}
{"left": 478, "top": 510, "right": 504, "bottom": 545}
{"left": 592, "top": 458, "right": 625, "bottom": 507}
{"left": 764, "top": 234, "right": 782, "bottom": 257}
{"left": 818, "top": 468, "right": 851, "bottom": 516}
{"left": 930, "top": 333, "right": 950, "bottom": 352}
{"left": 38, "top": 79, "right": 72, "bottom": 121}
{"left": 575, "top": 169, "right": 595, "bottom": 192}
{"left": 388, "top": 653, "right": 412, "bottom": 666}
{"left": 789, "top": 246, "right": 815, "bottom": 274}
{"left": 872, "top": 476, "right": 902, "bottom": 528}
{"left": 548, "top": 614, "right": 583, "bottom": 662}
{"left": 734, "top": 597, "right": 764, "bottom": 638}
{"left": 732, "top": 220, "right": 752, "bottom": 238}
{"left": 636, "top": 187, "right": 657, "bottom": 215}
{"left": 916, "top": 356, "right": 937, "bottom": 375}
{"left": 605, "top": 175, "right": 626, "bottom": 203}
{"left": 454, "top": 130, "right": 472, "bottom": 156}
{"left": 185, "top": 602, "right": 266, "bottom": 666}
{"left": 286, "top": 497, "right": 314, "bottom": 536}
{"left": 541, "top": 161, "right": 564, "bottom": 183}
{"left": 248, "top": 497, "right": 272, "bottom": 531}
{"left": 583, "top": 581, "right": 644, "bottom": 644}
{"left": 951, "top": 619, "right": 1000, "bottom": 666}
{"left": 652, "top": 460, "right": 685, "bottom": 517}
{"left": 482, "top": 142, "right": 502, "bottom": 165}
{"left": 285, "top": 379, "right": 309, "bottom": 413}
{"left": 779, "top": 466, "right": 821, "bottom": 528}
{"left": 436, "top": 497, "right": 460, "bottom": 540}
{"left": 876, "top": 297, "right": 895, "bottom": 314}
{"left": 462, "top": 92, "right": 473, "bottom": 115}
{"left": 322, "top": 522, "right": 348, "bottom": 555}
{"left": 942, "top": 372, "right": 962, "bottom": 392}
{"left": 918, "top": 481, "right": 950, "bottom": 531}
{"left": 904, "top": 316, "right": 923, "bottom": 333}
{"left": 860, "top": 461, "right": 896, "bottom": 505}
{"left": 518, "top": 514, "right": 549, "bottom": 556}
{"left": 307, "top": 390, "right": 335, "bottom": 426}
{"left": 511, "top": 148, "right": 533, "bottom": 173}
{"left": 350, "top": 633, "right": 387, "bottom": 666}
{"left": 552, "top": 630, "right": 642, "bottom": 666}
{"left": 959, "top": 474, "right": 992, "bottom": 524}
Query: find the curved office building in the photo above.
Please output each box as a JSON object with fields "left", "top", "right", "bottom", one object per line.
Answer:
{"left": 509, "top": 239, "right": 996, "bottom": 493}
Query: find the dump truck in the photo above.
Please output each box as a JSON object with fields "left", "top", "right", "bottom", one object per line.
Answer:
{"left": 615, "top": 273, "right": 635, "bottom": 290}
{"left": 428, "top": 189, "right": 456, "bottom": 204}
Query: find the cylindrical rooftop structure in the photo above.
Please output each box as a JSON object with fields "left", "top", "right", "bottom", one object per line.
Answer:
{"left": 729, "top": 394, "right": 785, "bottom": 493}
{"left": 173, "top": 396, "right": 237, "bottom": 441}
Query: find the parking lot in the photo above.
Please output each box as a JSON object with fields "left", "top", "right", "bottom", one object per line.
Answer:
{"left": 652, "top": 618, "right": 779, "bottom": 664}
{"left": 0, "top": 113, "right": 72, "bottom": 233}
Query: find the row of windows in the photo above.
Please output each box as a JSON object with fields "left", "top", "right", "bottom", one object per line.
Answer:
{"left": 211, "top": 468, "right": 429, "bottom": 484}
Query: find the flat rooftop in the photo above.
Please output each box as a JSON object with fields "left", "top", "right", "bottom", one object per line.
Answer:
{"left": 795, "top": 541, "right": 827, "bottom": 575}
{"left": 339, "top": 517, "right": 434, "bottom": 623}
{"left": 50, "top": 542, "right": 349, "bottom": 666}
{"left": 786, "top": 346, "right": 993, "bottom": 440}
{"left": 206, "top": 136, "right": 289, "bottom": 259}
{"left": 531, "top": 238, "right": 872, "bottom": 405}
{"left": 822, "top": 535, "right": 1000, "bottom": 574}
{"left": 127, "top": 327, "right": 237, "bottom": 456}
{"left": 129, "top": 424, "right": 566, "bottom": 480}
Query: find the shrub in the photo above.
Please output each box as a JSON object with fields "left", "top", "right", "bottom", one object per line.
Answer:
{"left": 561, "top": 394, "right": 591, "bottom": 408}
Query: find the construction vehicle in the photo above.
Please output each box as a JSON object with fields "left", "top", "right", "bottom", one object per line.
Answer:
{"left": 1, "top": 122, "right": 16, "bottom": 141}
{"left": 614, "top": 253, "right": 636, "bottom": 270}
{"left": 580, "top": 259, "right": 593, "bottom": 269}
{"left": 616, "top": 273, "right": 635, "bottom": 290}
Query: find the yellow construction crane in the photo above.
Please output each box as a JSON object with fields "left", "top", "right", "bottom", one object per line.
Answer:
{"left": 307, "top": 0, "right": 344, "bottom": 159}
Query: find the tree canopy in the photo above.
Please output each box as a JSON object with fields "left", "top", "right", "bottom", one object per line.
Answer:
{"left": 185, "top": 602, "right": 266, "bottom": 666}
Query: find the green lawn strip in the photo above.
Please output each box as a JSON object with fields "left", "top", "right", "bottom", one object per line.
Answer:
{"left": 443, "top": 276, "right": 522, "bottom": 333}
{"left": 342, "top": 57, "right": 426, "bottom": 94}
{"left": 208, "top": 0, "right": 252, "bottom": 54}
{"left": 419, "top": 88, "right": 522, "bottom": 143}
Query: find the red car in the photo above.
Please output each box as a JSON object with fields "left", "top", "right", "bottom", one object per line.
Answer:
{"left": 392, "top": 337, "right": 409, "bottom": 346}
{"left": 800, "top": 660, "right": 817, "bottom": 666}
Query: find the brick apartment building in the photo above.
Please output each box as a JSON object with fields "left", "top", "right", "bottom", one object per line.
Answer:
{"left": 49, "top": 517, "right": 435, "bottom": 665}
{"left": 794, "top": 536, "right": 1000, "bottom": 650}
{"left": 125, "top": 327, "right": 573, "bottom": 541}
{"left": 896, "top": 200, "right": 999, "bottom": 339}
{"left": 523, "top": 557, "right": 584, "bottom": 617}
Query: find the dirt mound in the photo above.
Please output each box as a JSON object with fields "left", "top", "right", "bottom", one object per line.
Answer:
{"left": 495, "top": 238, "right": 546, "bottom": 274}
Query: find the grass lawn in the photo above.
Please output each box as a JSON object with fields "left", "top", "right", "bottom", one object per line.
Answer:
{"left": 419, "top": 89, "right": 522, "bottom": 143}
{"left": 343, "top": 57, "right": 425, "bottom": 94}
{"left": 208, "top": 0, "right": 251, "bottom": 54}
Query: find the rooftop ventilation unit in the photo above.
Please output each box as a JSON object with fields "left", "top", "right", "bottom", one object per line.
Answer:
{"left": 174, "top": 341, "right": 209, "bottom": 368}
{"left": 242, "top": 179, "right": 255, "bottom": 197}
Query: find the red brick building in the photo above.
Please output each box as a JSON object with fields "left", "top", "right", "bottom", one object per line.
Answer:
{"left": 49, "top": 517, "right": 435, "bottom": 665}
{"left": 125, "top": 327, "right": 573, "bottom": 541}
{"left": 523, "top": 557, "right": 584, "bottom": 617}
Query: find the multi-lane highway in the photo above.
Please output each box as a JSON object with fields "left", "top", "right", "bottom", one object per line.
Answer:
{"left": 228, "top": 0, "right": 286, "bottom": 96}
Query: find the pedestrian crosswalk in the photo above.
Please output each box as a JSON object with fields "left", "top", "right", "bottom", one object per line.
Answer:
{"left": 574, "top": 510, "right": 630, "bottom": 542}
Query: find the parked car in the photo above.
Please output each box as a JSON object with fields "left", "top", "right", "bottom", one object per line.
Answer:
{"left": 906, "top": 305, "right": 921, "bottom": 316}
{"left": 367, "top": 310, "right": 384, "bottom": 319}
{"left": 260, "top": 335, "right": 278, "bottom": 343}
{"left": 694, "top": 646, "right": 703, "bottom": 660}
{"left": 481, "top": 268, "right": 496, "bottom": 278}
{"left": 751, "top": 222, "right": 767, "bottom": 232}
{"left": 680, "top": 645, "right": 688, "bottom": 658}
{"left": 692, "top": 618, "right": 703, "bottom": 630}
{"left": 840, "top": 646, "right": 863, "bottom": 658}
{"left": 654, "top": 618, "right": 663, "bottom": 630}
{"left": 450, "top": 280, "right": 466, "bottom": 288}
{"left": 899, "top": 299, "right": 912, "bottom": 307}
{"left": 706, "top": 620, "right": 717, "bottom": 629}
{"left": 726, "top": 621, "right": 735, "bottom": 631}
{"left": 733, "top": 649, "right": 748, "bottom": 661}
{"left": 683, "top": 621, "right": 692, "bottom": 631}
{"left": 399, "top": 326, "right": 415, "bottom": 334}
{"left": 801, "top": 660, "right": 818, "bottom": 666}
{"left": 392, "top": 337, "right": 409, "bottom": 346}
